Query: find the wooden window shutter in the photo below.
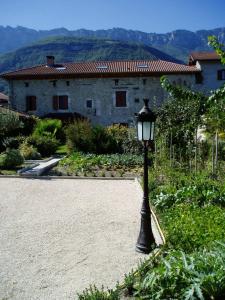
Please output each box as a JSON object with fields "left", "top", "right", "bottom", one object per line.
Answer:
{"left": 116, "top": 91, "right": 126, "bottom": 107}
{"left": 26, "top": 96, "right": 36, "bottom": 111}
{"left": 53, "top": 96, "right": 59, "bottom": 110}
{"left": 26, "top": 96, "right": 30, "bottom": 111}
{"left": 217, "top": 70, "right": 222, "bottom": 80}
{"left": 58, "top": 95, "right": 68, "bottom": 109}
{"left": 62, "top": 95, "right": 68, "bottom": 109}
{"left": 31, "top": 96, "right": 36, "bottom": 110}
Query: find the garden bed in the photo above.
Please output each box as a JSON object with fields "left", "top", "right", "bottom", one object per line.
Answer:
{"left": 78, "top": 168, "right": 225, "bottom": 299}
{"left": 48, "top": 152, "right": 143, "bottom": 178}
{"left": 0, "top": 161, "right": 34, "bottom": 175}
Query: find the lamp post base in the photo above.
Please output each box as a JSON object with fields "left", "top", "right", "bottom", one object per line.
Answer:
{"left": 136, "top": 201, "right": 155, "bottom": 254}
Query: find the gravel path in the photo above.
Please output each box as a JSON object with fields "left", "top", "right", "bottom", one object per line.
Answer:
{"left": 0, "top": 178, "right": 146, "bottom": 300}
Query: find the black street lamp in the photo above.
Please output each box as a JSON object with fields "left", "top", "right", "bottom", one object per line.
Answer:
{"left": 135, "top": 99, "right": 156, "bottom": 254}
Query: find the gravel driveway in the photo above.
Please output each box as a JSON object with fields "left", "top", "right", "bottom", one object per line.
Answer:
{"left": 0, "top": 178, "right": 145, "bottom": 300}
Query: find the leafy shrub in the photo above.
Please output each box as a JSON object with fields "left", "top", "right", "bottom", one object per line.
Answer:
{"left": 0, "top": 148, "right": 24, "bottom": 169}
{"left": 0, "top": 109, "right": 23, "bottom": 136}
{"left": 33, "top": 118, "right": 62, "bottom": 139}
{"left": 65, "top": 119, "right": 93, "bottom": 153}
{"left": 107, "top": 124, "right": 128, "bottom": 153}
{"left": 19, "top": 142, "right": 41, "bottom": 160}
{"left": 121, "top": 128, "right": 142, "bottom": 154}
{"left": 78, "top": 285, "right": 119, "bottom": 300}
{"left": 134, "top": 242, "right": 225, "bottom": 299}
{"left": 20, "top": 116, "right": 38, "bottom": 136}
{"left": 2, "top": 136, "right": 24, "bottom": 150}
{"left": 161, "top": 204, "right": 225, "bottom": 252}
{"left": 91, "top": 125, "right": 117, "bottom": 154}
{"left": 0, "top": 109, "right": 23, "bottom": 151}
{"left": 218, "top": 140, "right": 225, "bottom": 161}
{"left": 107, "top": 124, "right": 142, "bottom": 154}
{"left": 28, "top": 135, "right": 59, "bottom": 157}
{"left": 152, "top": 178, "right": 225, "bottom": 210}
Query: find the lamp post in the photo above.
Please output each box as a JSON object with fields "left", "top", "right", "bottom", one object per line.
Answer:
{"left": 135, "top": 99, "right": 156, "bottom": 254}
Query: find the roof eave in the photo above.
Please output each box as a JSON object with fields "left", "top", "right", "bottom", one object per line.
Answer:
{"left": 1, "top": 70, "right": 200, "bottom": 80}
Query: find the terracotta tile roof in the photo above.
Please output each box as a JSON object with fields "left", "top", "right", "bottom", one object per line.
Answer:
{"left": 1, "top": 59, "right": 199, "bottom": 79}
{"left": 0, "top": 92, "right": 9, "bottom": 100}
{"left": 189, "top": 52, "right": 220, "bottom": 63}
{"left": 0, "top": 107, "right": 31, "bottom": 118}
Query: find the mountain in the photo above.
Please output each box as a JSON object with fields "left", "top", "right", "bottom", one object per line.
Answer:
{"left": 0, "top": 26, "right": 225, "bottom": 61}
{"left": 0, "top": 36, "right": 181, "bottom": 93}
{"left": 0, "top": 36, "right": 181, "bottom": 72}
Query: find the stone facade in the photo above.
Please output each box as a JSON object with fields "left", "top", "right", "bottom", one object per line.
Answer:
{"left": 195, "top": 60, "right": 225, "bottom": 93}
{"left": 8, "top": 74, "right": 195, "bottom": 126}
{"left": 4, "top": 53, "right": 225, "bottom": 126}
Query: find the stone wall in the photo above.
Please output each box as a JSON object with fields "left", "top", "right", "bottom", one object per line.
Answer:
{"left": 9, "top": 74, "right": 195, "bottom": 126}
{"left": 196, "top": 61, "right": 225, "bottom": 94}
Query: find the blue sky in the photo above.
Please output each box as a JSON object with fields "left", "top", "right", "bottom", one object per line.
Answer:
{"left": 0, "top": 0, "right": 224, "bottom": 33}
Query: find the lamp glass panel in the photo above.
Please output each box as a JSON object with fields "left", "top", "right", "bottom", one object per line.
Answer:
{"left": 143, "top": 121, "right": 151, "bottom": 140}
{"left": 150, "top": 122, "right": 154, "bottom": 140}
{"left": 137, "top": 122, "right": 143, "bottom": 141}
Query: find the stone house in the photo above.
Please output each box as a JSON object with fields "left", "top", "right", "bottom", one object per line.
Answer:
{"left": 1, "top": 53, "right": 224, "bottom": 126}
{"left": 189, "top": 52, "right": 225, "bottom": 93}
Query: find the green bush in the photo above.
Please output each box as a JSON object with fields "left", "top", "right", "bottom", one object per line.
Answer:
{"left": 161, "top": 204, "right": 225, "bottom": 252}
{"left": 33, "top": 118, "right": 62, "bottom": 139}
{"left": 28, "top": 135, "right": 59, "bottom": 157}
{"left": 0, "top": 148, "right": 24, "bottom": 169}
{"left": 152, "top": 177, "right": 225, "bottom": 210}
{"left": 107, "top": 124, "right": 142, "bottom": 154}
{"left": 91, "top": 125, "right": 117, "bottom": 154}
{"left": 78, "top": 285, "right": 119, "bottom": 300}
{"left": 19, "top": 142, "right": 41, "bottom": 160}
{"left": 2, "top": 136, "right": 23, "bottom": 150}
{"left": 134, "top": 243, "right": 225, "bottom": 299}
{"left": 20, "top": 116, "right": 38, "bottom": 136}
{"left": 65, "top": 120, "right": 93, "bottom": 153}
{"left": 0, "top": 109, "right": 23, "bottom": 151}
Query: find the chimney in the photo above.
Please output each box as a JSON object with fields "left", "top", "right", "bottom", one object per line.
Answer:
{"left": 46, "top": 55, "right": 55, "bottom": 67}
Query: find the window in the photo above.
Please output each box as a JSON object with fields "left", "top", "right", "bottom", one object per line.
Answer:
{"left": 53, "top": 95, "right": 68, "bottom": 110}
{"left": 143, "top": 79, "right": 147, "bottom": 85}
{"left": 86, "top": 100, "right": 92, "bottom": 108}
{"left": 26, "top": 96, "right": 36, "bottom": 111}
{"left": 66, "top": 81, "right": 70, "bottom": 86}
{"left": 114, "top": 79, "right": 119, "bottom": 86}
{"left": 113, "top": 122, "right": 128, "bottom": 127}
{"left": 24, "top": 82, "right": 29, "bottom": 87}
{"left": 195, "top": 73, "right": 203, "bottom": 84}
{"left": 115, "top": 91, "right": 127, "bottom": 107}
{"left": 217, "top": 69, "right": 225, "bottom": 80}
{"left": 50, "top": 80, "right": 57, "bottom": 87}
{"left": 134, "top": 98, "right": 140, "bottom": 103}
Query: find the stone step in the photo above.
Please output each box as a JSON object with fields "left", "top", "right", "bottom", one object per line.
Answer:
{"left": 19, "top": 157, "right": 61, "bottom": 176}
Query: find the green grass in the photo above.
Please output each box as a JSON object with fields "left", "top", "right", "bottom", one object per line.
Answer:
{"left": 161, "top": 204, "right": 225, "bottom": 252}
{"left": 55, "top": 144, "right": 68, "bottom": 155}
{"left": 0, "top": 169, "right": 18, "bottom": 175}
